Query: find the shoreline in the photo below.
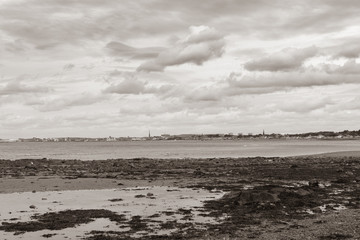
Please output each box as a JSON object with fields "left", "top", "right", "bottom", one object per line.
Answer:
{"left": 1, "top": 153, "right": 359, "bottom": 239}
{"left": 2, "top": 149, "right": 360, "bottom": 161}
{"left": 1, "top": 151, "right": 360, "bottom": 194}
{"left": 1, "top": 139, "right": 360, "bottom": 161}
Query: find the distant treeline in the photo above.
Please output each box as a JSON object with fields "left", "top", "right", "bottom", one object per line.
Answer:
{"left": 10, "top": 129, "right": 360, "bottom": 142}
{"left": 286, "top": 130, "right": 360, "bottom": 138}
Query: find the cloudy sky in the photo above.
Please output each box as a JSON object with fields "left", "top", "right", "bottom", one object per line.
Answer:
{"left": 1, "top": 0, "right": 360, "bottom": 138}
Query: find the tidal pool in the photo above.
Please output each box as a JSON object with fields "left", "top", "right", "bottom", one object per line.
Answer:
{"left": 0, "top": 186, "right": 225, "bottom": 239}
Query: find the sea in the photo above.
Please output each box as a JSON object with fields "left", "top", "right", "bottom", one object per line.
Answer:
{"left": 0, "top": 139, "right": 360, "bottom": 160}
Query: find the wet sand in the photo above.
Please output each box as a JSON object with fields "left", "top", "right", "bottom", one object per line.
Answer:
{"left": 0, "top": 176, "right": 180, "bottom": 194}
{"left": 0, "top": 151, "right": 359, "bottom": 239}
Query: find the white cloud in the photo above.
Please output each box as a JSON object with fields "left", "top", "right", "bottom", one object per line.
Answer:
{"left": 332, "top": 60, "right": 360, "bottom": 74}
{"left": 104, "top": 79, "right": 145, "bottom": 95}
{"left": 279, "top": 98, "right": 333, "bottom": 113}
{"left": 103, "top": 72, "right": 174, "bottom": 95}
{"left": 105, "top": 41, "right": 164, "bottom": 59}
{"left": 244, "top": 46, "right": 318, "bottom": 72}
{"left": 331, "top": 40, "right": 360, "bottom": 59}
{"left": 137, "top": 26, "right": 225, "bottom": 72}
{"left": 0, "top": 81, "right": 50, "bottom": 95}
{"left": 36, "top": 93, "right": 105, "bottom": 112}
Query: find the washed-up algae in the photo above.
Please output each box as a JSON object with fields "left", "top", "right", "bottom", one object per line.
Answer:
{"left": 0, "top": 209, "right": 126, "bottom": 232}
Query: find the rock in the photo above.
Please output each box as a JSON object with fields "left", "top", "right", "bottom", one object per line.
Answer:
{"left": 29, "top": 205, "right": 36, "bottom": 209}
{"left": 293, "top": 189, "right": 311, "bottom": 196}
{"left": 108, "top": 198, "right": 123, "bottom": 202}
{"left": 232, "top": 191, "right": 280, "bottom": 206}
{"left": 333, "top": 178, "right": 350, "bottom": 184}
{"left": 309, "top": 180, "right": 319, "bottom": 187}
{"left": 134, "top": 194, "right": 146, "bottom": 198}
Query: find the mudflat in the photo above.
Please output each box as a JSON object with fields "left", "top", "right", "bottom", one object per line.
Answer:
{"left": 0, "top": 152, "right": 359, "bottom": 239}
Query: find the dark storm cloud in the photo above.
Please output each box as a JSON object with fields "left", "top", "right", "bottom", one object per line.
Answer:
{"left": 244, "top": 46, "right": 318, "bottom": 72}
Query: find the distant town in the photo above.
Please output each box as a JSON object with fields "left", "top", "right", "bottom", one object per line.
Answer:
{"left": 1, "top": 129, "right": 360, "bottom": 143}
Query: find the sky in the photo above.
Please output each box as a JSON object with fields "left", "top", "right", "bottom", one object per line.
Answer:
{"left": 1, "top": 0, "right": 360, "bottom": 138}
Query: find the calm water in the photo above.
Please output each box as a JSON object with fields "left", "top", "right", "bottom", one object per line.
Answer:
{"left": 0, "top": 139, "right": 360, "bottom": 160}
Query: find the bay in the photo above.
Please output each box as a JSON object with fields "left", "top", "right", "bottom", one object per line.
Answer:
{"left": 0, "top": 139, "right": 359, "bottom": 160}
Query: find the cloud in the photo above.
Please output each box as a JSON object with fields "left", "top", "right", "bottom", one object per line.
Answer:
{"left": 105, "top": 42, "right": 164, "bottom": 59}
{"left": 322, "top": 60, "right": 360, "bottom": 75}
{"left": 333, "top": 43, "right": 360, "bottom": 59}
{"left": 181, "top": 69, "right": 360, "bottom": 103}
{"left": 336, "top": 60, "right": 360, "bottom": 74}
{"left": 1, "top": 0, "right": 360, "bottom": 54}
{"left": 104, "top": 78, "right": 145, "bottom": 94}
{"left": 37, "top": 93, "right": 104, "bottom": 112}
{"left": 244, "top": 46, "right": 318, "bottom": 72}
{"left": 63, "top": 63, "right": 75, "bottom": 71}
{"left": 119, "top": 98, "right": 183, "bottom": 117}
{"left": 0, "top": 0, "right": 187, "bottom": 52}
{"left": 137, "top": 26, "right": 225, "bottom": 72}
{"left": 103, "top": 73, "right": 174, "bottom": 95}
{"left": 279, "top": 98, "right": 333, "bottom": 113}
{"left": 184, "top": 86, "right": 222, "bottom": 102}
{"left": 2, "top": 0, "right": 360, "bottom": 138}
{"left": 324, "top": 37, "right": 360, "bottom": 59}
{"left": 0, "top": 81, "right": 50, "bottom": 95}
{"left": 4, "top": 39, "right": 29, "bottom": 53}
{"left": 226, "top": 70, "right": 360, "bottom": 90}
{"left": 340, "top": 96, "right": 360, "bottom": 111}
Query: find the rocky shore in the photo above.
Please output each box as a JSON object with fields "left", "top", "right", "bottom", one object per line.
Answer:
{"left": 1, "top": 154, "right": 360, "bottom": 239}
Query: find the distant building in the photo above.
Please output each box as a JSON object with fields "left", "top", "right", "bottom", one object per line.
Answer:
{"left": 161, "top": 134, "right": 170, "bottom": 139}
{"left": 106, "top": 136, "right": 116, "bottom": 141}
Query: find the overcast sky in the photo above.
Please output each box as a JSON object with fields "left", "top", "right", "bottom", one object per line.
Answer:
{"left": 1, "top": 0, "right": 360, "bottom": 138}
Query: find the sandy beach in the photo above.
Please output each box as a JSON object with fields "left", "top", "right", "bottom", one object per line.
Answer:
{"left": 1, "top": 152, "right": 360, "bottom": 239}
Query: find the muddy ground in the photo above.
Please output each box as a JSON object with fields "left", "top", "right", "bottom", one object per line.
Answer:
{"left": 0, "top": 154, "right": 360, "bottom": 239}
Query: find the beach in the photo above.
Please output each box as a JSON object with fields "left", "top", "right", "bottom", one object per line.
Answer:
{"left": 3, "top": 0, "right": 360, "bottom": 238}
{"left": 0, "top": 151, "right": 359, "bottom": 239}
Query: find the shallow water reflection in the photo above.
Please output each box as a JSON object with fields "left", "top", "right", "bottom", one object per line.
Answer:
{"left": 0, "top": 186, "right": 225, "bottom": 239}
